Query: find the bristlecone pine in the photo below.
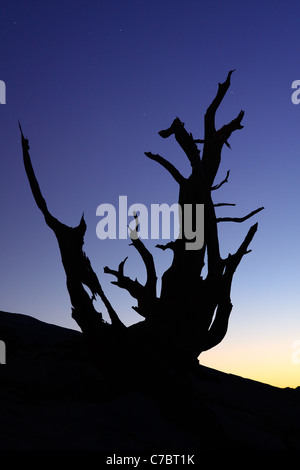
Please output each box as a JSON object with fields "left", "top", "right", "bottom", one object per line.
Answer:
{"left": 19, "top": 70, "right": 263, "bottom": 384}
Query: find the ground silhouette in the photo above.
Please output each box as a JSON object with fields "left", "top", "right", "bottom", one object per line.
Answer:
{"left": 1, "top": 310, "right": 300, "bottom": 450}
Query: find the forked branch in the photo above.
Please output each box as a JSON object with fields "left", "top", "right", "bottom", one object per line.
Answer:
{"left": 19, "top": 122, "right": 124, "bottom": 331}
{"left": 202, "top": 71, "right": 244, "bottom": 187}
{"left": 201, "top": 222, "right": 259, "bottom": 352}
{"left": 104, "top": 213, "right": 158, "bottom": 318}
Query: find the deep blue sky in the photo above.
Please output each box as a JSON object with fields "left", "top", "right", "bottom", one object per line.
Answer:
{"left": 1, "top": 0, "right": 300, "bottom": 387}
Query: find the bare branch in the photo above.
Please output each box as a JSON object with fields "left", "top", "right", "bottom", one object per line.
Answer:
{"left": 224, "top": 222, "right": 259, "bottom": 283}
{"left": 211, "top": 170, "right": 230, "bottom": 190}
{"left": 19, "top": 121, "right": 55, "bottom": 226}
{"left": 214, "top": 203, "right": 236, "bottom": 207}
{"left": 158, "top": 118, "right": 201, "bottom": 168}
{"left": 144, "top": 152, "right": 185, "bottom": 185}
{"left": 129, "top": 212, "right": 157, "bottom": 301}
{"left": 104, "top": 214, "right": 157, "bottom": 319}
{"left": 216, "top": 207, "right": 264, "bottom": 223}
{"left": 204, "top": 70, "right": 235, "bottom": 136}
{"left": 201, "top": 299, "right": 233, "bottom": 352}
{"left": 104, "top": 261, "right": 144, "bottom": 302}
{"left": 236, "top": 222, "right": 259, "bottom": 256}
{"left": 158, "top": 118, "right": 180, "bottom": 138}
{"left": 19, "top": 123, "right": 124, "bottom": 331}
{"left": 214, "top": 110, "right": 244, "bottom": 145}
{"left": 202, "top": 72, "right": 244, "bottom": 187}
{"left": 201, "top": 220, "right": 259, "bottom": 352}
{"left": 156, "top": 241, "right": 175, "bottom": 251}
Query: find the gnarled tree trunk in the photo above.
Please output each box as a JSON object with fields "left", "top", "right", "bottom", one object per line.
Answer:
{"left": 19, "top": 71, "right": 263, "bottom": 376}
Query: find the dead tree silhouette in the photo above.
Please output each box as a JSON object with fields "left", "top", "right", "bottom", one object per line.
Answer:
{"left": 19, "top": 71, "right": 263, "bottom": 379}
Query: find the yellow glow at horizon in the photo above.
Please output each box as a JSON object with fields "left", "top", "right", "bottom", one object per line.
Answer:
{"left": 201, "top": 338, "right": 300, "bottom": 389}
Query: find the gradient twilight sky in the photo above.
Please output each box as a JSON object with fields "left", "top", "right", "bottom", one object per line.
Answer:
{"left": 1, "top": 0, "right": 300, "bottom": 388}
